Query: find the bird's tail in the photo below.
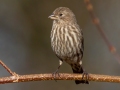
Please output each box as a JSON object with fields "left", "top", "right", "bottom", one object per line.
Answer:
{"left": 71, "top": 64, "right": 89, "bottom": 84}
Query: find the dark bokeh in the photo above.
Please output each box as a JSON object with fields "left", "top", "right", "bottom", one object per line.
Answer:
{"left": 0, "top": 0, "right": 120, "bottom": 90}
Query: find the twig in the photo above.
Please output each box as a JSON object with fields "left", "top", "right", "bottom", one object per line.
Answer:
{"left": 0, "top": 60, "right": 19, "bottom": 82}
{"left": 0, "top": 73, "right": 120, "bottom": 84}
{"left": 0, "top": 60, "right": 17, "bottom": 76}
{"left": 84, "top": 0, "right": 120, "bottom": 63}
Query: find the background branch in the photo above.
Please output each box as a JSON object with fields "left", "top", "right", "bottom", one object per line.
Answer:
{"left": 84, "top": 0, "right": 120, "bottom": 63}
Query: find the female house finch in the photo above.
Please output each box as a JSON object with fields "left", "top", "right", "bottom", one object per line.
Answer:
{"left": 49, "top": 7, "right": 89, "bottom": 84}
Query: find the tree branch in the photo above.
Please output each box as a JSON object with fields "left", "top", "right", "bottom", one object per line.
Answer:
{"left": 84, "top": 0, "right": 120, "bottom": 63}
{"left": 0, "top": 60, "right": 120, "bottom": 84}
{"left": 0, "top": 60, "right": 17, "bottom": 76}
{"left": 0, "top": 73, "right": 120, "bottom": 84}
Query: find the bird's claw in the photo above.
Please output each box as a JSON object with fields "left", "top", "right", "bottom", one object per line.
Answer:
{"left": 52, "top": 70, "right": 60, "bottom": 82}
{"left": 82, "top": 71, "right": 89, "bottom": 83}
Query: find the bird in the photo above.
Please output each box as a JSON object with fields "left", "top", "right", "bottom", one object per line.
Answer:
{"left": 48, "top": 7, "right": 89, "bottom": 84}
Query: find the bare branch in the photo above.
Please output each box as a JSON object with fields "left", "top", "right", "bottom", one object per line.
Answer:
{"left": 0, "top": 60, "right": 120, "bottom": 84}
{"left": 0, "top": 60, "right": 17, "bottom": 76}
{"left": 0, "top": 73, "right": 120, "bottom": 84}
{"left": 84, "top": 0, "right": 120, "bottom": 63}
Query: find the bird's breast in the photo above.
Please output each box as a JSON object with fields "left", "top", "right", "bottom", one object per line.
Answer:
{"left": 51, "top": 25, "right": 82, "bottom": 60}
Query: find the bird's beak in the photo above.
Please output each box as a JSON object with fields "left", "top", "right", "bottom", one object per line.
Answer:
{"left": 48, "top": 14, "right": 57, "bottom": 19}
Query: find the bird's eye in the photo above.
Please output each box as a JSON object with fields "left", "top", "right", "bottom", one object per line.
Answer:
{"left": 59, "top": 14, "right": 63, "bottom": 16}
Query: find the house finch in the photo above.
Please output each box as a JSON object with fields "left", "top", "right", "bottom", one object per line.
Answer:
{"left": 49, "top": 7, "right": 89, "bottom": 84}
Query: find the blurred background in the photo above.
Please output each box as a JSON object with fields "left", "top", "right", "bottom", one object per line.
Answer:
{"left": 0, "top": 0, "right": 120, "bottom": 90}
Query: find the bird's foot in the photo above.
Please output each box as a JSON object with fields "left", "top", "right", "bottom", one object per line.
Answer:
{"left": 82, "top": 71, "right": 89, "bottom": 83}
{"left": 52, "top": 69, "right": 60, "bottom": 82}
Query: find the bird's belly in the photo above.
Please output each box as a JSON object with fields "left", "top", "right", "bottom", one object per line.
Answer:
{"left": 52, "top": 38, "right": 72, "bottom": 57}
{"left": 51, "top": 36, "right": 78, "bottom": 63}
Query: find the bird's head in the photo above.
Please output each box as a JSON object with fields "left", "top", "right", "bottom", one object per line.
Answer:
{"left": 49, "top": 7, "right": 76, "bottom": 24}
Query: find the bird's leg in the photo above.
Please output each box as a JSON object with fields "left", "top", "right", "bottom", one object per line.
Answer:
{"left": 52, "top": 60, "right": 63, "bottom": 78}
{"left": 82, "top": 70, "right": 89, "bottom": 83}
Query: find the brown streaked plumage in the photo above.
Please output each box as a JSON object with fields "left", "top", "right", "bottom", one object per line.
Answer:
{"left": 49, "top": 7, "right": 89, "bottom": 84}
